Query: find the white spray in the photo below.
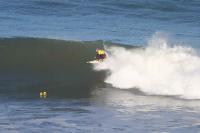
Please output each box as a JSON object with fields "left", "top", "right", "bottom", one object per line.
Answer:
{"left": 94, "top": 33, "right": 200, "bottom": 99}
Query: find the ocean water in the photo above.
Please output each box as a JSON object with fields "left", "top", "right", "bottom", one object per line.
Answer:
{"left": 0, "top": 0, "right": 200, "bottom": 132}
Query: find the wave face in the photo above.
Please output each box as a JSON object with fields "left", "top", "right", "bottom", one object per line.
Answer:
{"left": 94, "top": 33, "right": 200, "bottom": 99}
{"left": 0, "top": 38, "right": 110, "bottom": 98}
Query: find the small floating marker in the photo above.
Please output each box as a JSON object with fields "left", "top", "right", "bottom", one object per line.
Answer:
{"left": 40, "top": 91, "right": 47, "bottom": 98}
{"left": 40, "top": 92, "right": 43, "bottom": 97}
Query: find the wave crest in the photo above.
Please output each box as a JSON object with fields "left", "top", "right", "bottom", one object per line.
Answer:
{"left": 95, "top": 34, "right": 200, "bottom": 99}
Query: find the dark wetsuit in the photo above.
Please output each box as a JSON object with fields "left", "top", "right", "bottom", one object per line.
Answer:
{"left": 96, "top": 54, "right": 106, "bottom": 60}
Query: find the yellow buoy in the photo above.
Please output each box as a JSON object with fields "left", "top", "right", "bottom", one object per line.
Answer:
{"left": 40, "top": 91, "right": 47, "bottom": 98}
{"left": 40, "top": 92, "right": 43, "bottom": 98}
{"left": 43, "top": 91, "right": 47, "bottom": 98}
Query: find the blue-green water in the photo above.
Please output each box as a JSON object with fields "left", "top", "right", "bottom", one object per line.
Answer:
{"left": 0, "top": 0, "right": 199, "bottom": 46}
{"left": 0, "top": 0, "right": 200, "bottom": 132}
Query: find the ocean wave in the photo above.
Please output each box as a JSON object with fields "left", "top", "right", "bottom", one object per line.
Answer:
{"left": 0, "top": 38, "right": 112, "bottom": 98}
{"left": 94, "top": 33, "right": 200, "bottom": 99}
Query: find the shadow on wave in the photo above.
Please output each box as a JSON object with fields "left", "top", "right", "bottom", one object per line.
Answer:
{"left": 0, "top": 37, "right": 110, "bottom": 99}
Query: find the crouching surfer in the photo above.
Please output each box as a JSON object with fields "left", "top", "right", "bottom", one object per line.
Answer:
{"left": 95, "top": 48, "right": 106, "bottom": 62}
{"left": 87, "top": 48, "right": 106, "bottom": 64}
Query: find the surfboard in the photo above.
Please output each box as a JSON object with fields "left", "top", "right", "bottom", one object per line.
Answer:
{"left": 86, "top": 60, "right": 100, "bottom": 64}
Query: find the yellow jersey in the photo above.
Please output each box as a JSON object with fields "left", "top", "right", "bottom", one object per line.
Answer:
{"left": 97, "top": 50, "right": 105, "bottom": 55}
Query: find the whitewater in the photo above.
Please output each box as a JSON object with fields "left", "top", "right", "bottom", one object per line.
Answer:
{"left": 95, "top": 33, "right": 200, "bottom": 99}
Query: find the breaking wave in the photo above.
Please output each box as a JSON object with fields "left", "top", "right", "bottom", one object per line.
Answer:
{"left": 94, "top": 33, "right": 200, "bottom": 99}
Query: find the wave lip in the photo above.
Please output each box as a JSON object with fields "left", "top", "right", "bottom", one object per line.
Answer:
{"left": 94, "top": 34, "right": 200, "bottom": 99}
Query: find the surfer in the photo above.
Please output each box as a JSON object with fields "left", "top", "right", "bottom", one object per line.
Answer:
{"left": 95, "top": 48, "right": 106, "bottom": 61}
{"left": 86, "top": 48, "right": 106, "bottom": 63}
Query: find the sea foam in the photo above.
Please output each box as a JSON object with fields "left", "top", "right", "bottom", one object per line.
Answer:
{"left": 94, "top": 33, "right": 200, "bottom": 99}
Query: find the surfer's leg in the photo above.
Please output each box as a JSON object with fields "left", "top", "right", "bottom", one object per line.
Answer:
{"left": 96, "top": 54, "right": 100, "bottom": 61}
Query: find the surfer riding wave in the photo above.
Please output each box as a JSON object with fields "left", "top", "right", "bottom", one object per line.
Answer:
{"left": 95, "top": 48, "right": 106, "bottom": 61}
